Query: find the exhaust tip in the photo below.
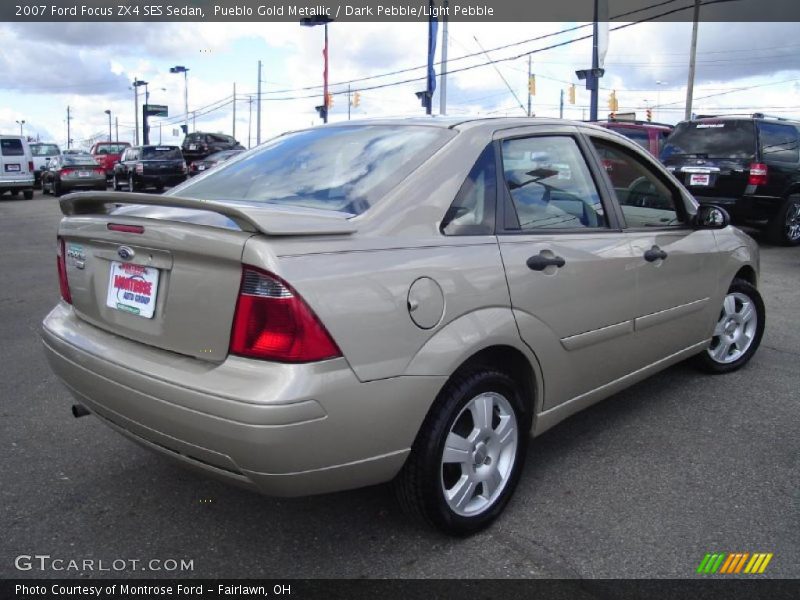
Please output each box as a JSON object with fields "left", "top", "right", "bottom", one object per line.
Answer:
{"left": 71, "top": 404, "right": 91, "bottom": 418}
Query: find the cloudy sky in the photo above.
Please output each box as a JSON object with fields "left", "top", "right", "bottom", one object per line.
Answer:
{"left": 1, "top": 19, "right": 799, "bottom": 149}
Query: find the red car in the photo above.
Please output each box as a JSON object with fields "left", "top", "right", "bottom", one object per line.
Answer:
{"left": 90, "top": 141, "right": 131, "bottom": 178}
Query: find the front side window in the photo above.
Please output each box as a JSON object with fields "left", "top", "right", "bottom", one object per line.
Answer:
{"left": 172, "top": 125, "right": 454, "bottom": 215}
{"left": 592, "top": 139, "right": 684, "bottom": 228}
{"left": 500, "top": 136, "right": 606, "bottom": 231}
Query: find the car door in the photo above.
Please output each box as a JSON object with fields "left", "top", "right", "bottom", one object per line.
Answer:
{"left": 584, "top": 131, "right": 721, "bottom": 368}
{"left": 495, "top": 126, "right": 641, "bottom": 410}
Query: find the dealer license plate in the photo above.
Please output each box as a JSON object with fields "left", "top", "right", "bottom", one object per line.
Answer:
{"left": 105, "top": 261, "right": 160, "bottom": 319}
{"left": 689, "top": 173, "right": 710, "bottom": 186}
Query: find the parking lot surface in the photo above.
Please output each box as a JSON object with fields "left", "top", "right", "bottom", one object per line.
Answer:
{"left": 1, "top": 192, "right": 798, "bottom": 579}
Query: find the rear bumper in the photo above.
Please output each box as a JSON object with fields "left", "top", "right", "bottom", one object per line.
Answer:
{"left": 0, "top": 177, "right": 34, "bottom": 191}
{"left": 694, "top": 194, "right": 783, "bottom": 223}
{"left": 62, "top": 177, "right": 107, "bottom": 190}
{"left": 137, "top": 174, "right": 186, "bottom": 187}
{"left": 41, "top": 303, "right": 443, "bottom": 496}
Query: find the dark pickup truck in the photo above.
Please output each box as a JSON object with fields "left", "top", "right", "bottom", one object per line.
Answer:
{"left": 112, "top": 145, "right": 187, "bottom": 192}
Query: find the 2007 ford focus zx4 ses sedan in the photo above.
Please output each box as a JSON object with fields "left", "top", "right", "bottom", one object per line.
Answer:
{"left": 42, "top": 117, "right": 765, "bottom": 534}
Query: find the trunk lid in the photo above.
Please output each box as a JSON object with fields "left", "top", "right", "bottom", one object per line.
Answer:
{"left": 58, "top": 192, "right": 356, "bottom": 361}
{"left": 141, "top": 158, "right": 185, "bottom": 176}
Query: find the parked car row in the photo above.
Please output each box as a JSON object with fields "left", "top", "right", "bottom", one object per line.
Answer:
{"left": 597, "top": 113, "right": 800, "bottom": 246}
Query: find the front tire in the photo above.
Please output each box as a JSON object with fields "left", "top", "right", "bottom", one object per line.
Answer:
{"left": 53, "top": 180, "right": 63, "bottom": 197}
{"left": 692, "top": 278, "right": 765, "bottom": 374}
{"left": 767, "top": 195, "right": 800, "bottom": 246}
{"left": 395, "top": 368, "right": 529, "bottom": 535}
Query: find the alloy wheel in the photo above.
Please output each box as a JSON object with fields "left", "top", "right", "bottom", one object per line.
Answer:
{"left": 707, "top": 292, "right": 758, "bottom": 364}
{"left": 441, "top": 391, "right": 518, "bottom": 517}
{"left": 785, "top": 201, "right": 800, "bottom": 242}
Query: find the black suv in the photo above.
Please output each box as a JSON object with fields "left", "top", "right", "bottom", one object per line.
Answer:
{"left": 661, "top": 114, "right": 800, "bottom": 245}
{"left": 181, "top": 132, "right": 244, "bottom": 163}
{"left": 112, "top": 145, "right": 187, "bottom": 192}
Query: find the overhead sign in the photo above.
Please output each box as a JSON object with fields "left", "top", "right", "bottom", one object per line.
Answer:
{"left": 144, "top": 104, "right": 168, "bottom": 117}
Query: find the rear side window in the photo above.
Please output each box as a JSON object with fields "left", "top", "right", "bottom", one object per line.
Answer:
{"left": 173, "top": 125, "right": 454, "bottom": 215}
{"left": 661, "top": 120, "right": 756, "bottom": 160}
{"left": 758, "top": 122, "right": 799, "bottom": 163}
{"left": 31, "top": 144, "right": 59, "bottom": 157}
{"left": 441, "top": 144, "right": 496, "bottom": 236}
{"left": 1, "top": 139, "right": 24, "bottom": 156}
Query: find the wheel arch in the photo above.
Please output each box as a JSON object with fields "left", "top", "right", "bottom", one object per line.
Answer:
{"left": 403, "top": 307, "right": 544, "bottom": 432}
{"left": 734, "top": 264, "right": 757, "bottom": 288}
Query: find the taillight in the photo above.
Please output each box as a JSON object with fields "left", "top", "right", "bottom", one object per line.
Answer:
{"left": 28, "top": 161, "right": 34, "bottom": 172}
{"left": 229, "top": 267, "right": 341, "bottom": 363}
{"left": 60, "top": 168, "right": 74, "bottom": 177}
{"left": 135, "top": 162, "right": 144, "bottom": 174}
{"left": 56, "top": 237, "right": 72, "bottom": 304}
{"left": 748, "top": 163, "right": 768, "bottom": 186}
{"left": 94, "top": 168, "right": 105, "bottom": 176}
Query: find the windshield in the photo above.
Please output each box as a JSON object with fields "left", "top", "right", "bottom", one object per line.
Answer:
{"left": 142, "top": 146, "right": 183, "bottom": 160}
{"left": 171, "top": 125, "right": 455, "bottom": 215}
{"left": 31, "top": 144, "right": 59, "bottom": 157}
{"left": 661, "top": 120, "right": 756, "bottom": 160}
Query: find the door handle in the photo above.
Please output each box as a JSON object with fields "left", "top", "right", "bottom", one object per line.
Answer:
{"left": 643, "top": 245, "right": 668, "bottom": 262}
{"left": 526, "top": 252, "right": 566, "bottom": 271}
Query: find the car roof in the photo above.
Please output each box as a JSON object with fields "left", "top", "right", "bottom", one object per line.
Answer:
{"left": 318, "top": 115, "right": 617, "bottom": 134}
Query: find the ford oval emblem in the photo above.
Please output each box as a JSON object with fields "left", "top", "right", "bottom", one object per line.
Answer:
{"left": 117, "top": 246, "right": 135, "bottom": 261}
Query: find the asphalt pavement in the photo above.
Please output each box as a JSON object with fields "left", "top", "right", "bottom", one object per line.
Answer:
{"left": 1, "top": 191, "right": 798, "bottom": 579}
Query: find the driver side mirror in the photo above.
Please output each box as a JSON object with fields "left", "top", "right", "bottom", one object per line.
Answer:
{"left": 694, "top": 204, "right": 730, "bottom": 229}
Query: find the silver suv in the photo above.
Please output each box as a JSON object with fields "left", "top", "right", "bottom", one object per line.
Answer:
{"left": 42, "top": 118, "right": 764, "bottom": 534}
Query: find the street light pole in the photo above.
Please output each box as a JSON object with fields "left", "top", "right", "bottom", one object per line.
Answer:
{"left": 656, "top": 80, "right": 667, "bottom": 122}
{"left": 685, "top": 0, "right": 701, "bottom": 120}
{"left": 132, "top": 79, "right": 148, "bottom": 146}
{"left": 104, "top": 110, "right": 112, "bottom": 141}
{"left": 300, "top": 16, "right": 333, "bottom": 124}
{"left": 170, "top": 66, "right": 190, "bottom": 135}
{"left": 15, "top": 120, "right": 25, "bottom": 136}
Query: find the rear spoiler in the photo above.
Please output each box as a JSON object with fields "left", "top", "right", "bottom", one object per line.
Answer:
{"left": 59, "top": 191, "right": 357, "bottom": 236}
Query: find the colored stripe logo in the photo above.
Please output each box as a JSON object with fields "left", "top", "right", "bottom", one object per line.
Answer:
{"left": 697, "top": 552, "right": 773, "bottom": 574}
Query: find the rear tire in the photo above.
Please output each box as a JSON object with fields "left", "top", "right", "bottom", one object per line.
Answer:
{"left": 767, "top": 195, "right": 800, "bottom": 246}
{"left": 41, "top": 179, "right": 49, "bottom": 195}
{"left": 53, "top": 181, "right": 63, "bottom": 197}
{"left": 112, "top": 175, "right": 120, "bottom": 191}
{"left": 395, "top": 367, "right": 529, "bottom": 535}
{"left": 128, "top": 174, "right": 137, "bottom": 192}
{"left": 692, "top": 278, "right": 765, "bottom": 374}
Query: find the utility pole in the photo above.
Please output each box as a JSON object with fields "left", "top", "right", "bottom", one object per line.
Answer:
{"left": 115, "top": 116, "right": 118, "bottom": 142}
{"left": 560, "top": 89, "right": 564, "bottom": 118}
{"left": 347, "top": 84, "right": 351, "bottom": 121}
{"left": 232, "top": 82, "right": 236, "bottom": 139}
{"left": 685, "top": 0, "right": 700, "bottom": 120}
{"left": 527, "top": 55, "right": 532, "bottom": 117}
{"left": 439, "top": 0, "right": 449, "bottom": 115}
{"left": 133, "top": 78, "right": 139, "bottom": 145}
{"left": 247, "top": 96, "right": 253, "bottom": 149}
{"left": 66, "top": 106, "right": 72, "bottom": 149}
{"left": 256, "top": 60, "right": 262, "bottom": 144}
{"left": 590, "top": 0, "right": 600, "bottom": 121}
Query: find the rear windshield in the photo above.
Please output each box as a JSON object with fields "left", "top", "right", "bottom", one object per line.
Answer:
{"left": 31, "top": 144, "right": 59, "bottom": 157}
{"left": 94, "top": 144, "right": 128, "bottom": 154}
{"left": 607, "top": 126, "right": 650, "bottom": 150}
{"left": 171, "top": 125, "right": 455, "bottom": 215}
{"left": 661, "top": 120, "right": 756, "bottom": 160}
{"left": 142, "top": 146, "right": 182, "bottom": 160}
{"left": 1, "top": 139, "right": 24, "bottom": 156}
{"left": 63, "top": 155, "right": 97, "bottom": 166}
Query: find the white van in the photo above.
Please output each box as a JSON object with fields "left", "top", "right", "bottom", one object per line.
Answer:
{"left": 30, "top": 142, "right": 61, "bottom": 187}
{"left": 1, "top": 135, "right": 35, "bottom": 199}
